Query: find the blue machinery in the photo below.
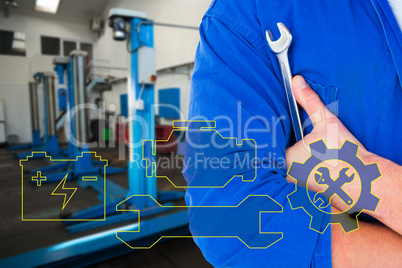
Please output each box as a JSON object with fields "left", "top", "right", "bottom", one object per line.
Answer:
{"left": 27, "top": 54, "right": 126, "bottom": 181}
{"left": 9, "top": 72, "right": 67, "bottom": 159}
{"left": 63, "top": 9, "right": 185, "bottom": 228}
{"left": 7, "top": 80, "right": 43, "bottom": 150}
{"left": 0, "top": 9, "right": 189, "bottom": 267}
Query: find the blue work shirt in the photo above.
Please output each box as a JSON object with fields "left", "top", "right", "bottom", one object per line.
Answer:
{"left": 184, "top": 0, "right": 402, "bottom": 267}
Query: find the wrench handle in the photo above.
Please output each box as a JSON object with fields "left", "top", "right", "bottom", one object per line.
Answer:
{"left": 277, "top": 52, "right": 304, "bottom": 142}
{"left": 335, "top": 189, "right": 354, "bottom": 206}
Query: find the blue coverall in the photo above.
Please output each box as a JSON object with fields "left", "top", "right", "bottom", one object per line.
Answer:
{"left": 183, "top": 0, "right": 402, "bottom": 267}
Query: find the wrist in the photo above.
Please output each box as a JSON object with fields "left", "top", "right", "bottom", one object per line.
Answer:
{"left": 361, "top": 153, "right": 400, "bottom": 222}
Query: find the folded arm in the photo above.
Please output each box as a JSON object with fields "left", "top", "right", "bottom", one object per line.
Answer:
{"left": 185, "top": 15, "right": 332, "bottom": 267}
{"left": 287, "top": 76, "right": 402, "bottom": 267}
{"left": 286, "top": 75, "right": 402, "bottom": 235}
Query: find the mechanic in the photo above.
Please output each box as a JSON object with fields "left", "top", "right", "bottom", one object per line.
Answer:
{"left": 183, "top": 0, "right": 402, "bottom": 267}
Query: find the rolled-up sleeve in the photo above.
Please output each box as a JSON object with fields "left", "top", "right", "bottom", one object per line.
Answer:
{"left": 183, "top": 8, "right": 332, "bottom": 268}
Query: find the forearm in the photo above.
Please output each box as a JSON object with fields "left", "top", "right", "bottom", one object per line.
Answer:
{"left": 331, "top": 207, "right": 402, "bottom": 268}
{"left": 362, "top": 154, "right": 402, "bottom": 235}
{"left": 287, "top": 152, "right": 402, "bottom": 234}
{"left": 285, "top": 178, "right": 402, "bottom": 266}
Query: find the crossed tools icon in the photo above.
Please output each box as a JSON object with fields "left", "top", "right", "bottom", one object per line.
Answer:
{"left": 313, "top": 167, "right": 355, "bottom": 209}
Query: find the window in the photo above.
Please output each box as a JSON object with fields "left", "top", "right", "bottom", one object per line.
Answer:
{"left": 80, "top": 42, "right": 93, "bottom": 64}
{"left": 40, "top": 37, "right": 93, "bottom": 60}
{"left": 41, "top": 36, "right": 60, "bottom": 56}
{"left": 63, "top": 40, "right": 77, "bottom": 56}
{"left": 0, "top": 30, "right": 26, "bottom": 56}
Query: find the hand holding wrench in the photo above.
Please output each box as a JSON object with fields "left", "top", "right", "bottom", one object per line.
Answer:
{"left": 266, "top": 23, "right": 303, "bottom": 142}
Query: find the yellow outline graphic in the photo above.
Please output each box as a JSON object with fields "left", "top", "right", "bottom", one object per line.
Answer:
{"left": 286, "top": 139, "right": 382, "bottom": 234}
{"left": 115, "top": 195, "right": 283, "bottom": 250}
{"left": 116, "top": 120, "right": 284, "bottom": 250}
{"left": 308, "top": 161, "right": 360, "bottom": 212}
{"left": 51, "top": 174, "right": 77, "bottom": 210}
{"left": 31, "top": 171, "right": 46, "bottom": 186}
{"left": 20, "top": 151, "right": 108, "bottom": 222}
{"left": 82, "top": 176, "right": 98, "bottom": 181}
{"left": 143, "top": 120, "right": 258, "bottom": 188}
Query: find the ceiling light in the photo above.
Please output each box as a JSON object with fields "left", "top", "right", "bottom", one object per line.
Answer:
{"left": 35, "top": 0, "right": 61, "bottom": 14}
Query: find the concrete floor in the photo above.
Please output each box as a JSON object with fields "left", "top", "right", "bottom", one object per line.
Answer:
{"left": 0, "top": 146, "right": 212, "bottom": 267}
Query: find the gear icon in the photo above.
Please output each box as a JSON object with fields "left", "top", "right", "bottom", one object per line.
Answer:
{"left": 287, "top": 139, "right": 381, "bottom": 233}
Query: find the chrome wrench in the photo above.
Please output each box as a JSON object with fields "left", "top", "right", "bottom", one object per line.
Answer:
{"left": 266, "top": 23, "right": 303, "bottom": 142}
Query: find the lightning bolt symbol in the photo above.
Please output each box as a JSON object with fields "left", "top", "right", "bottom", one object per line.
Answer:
{"left": 51, "top": 174, "right": 77, "bottom": 210}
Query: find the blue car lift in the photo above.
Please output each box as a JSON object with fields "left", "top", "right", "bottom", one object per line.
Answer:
{"left": 16, "top": 72, "right": 68, "bottom": 160}
{"left": 29, "top": 54, "right": 126, "bottom": 182}
{"left": 24, "top": 58, "right": 71, "bottom": 173}
{"left": 64, "top": 10, "right": 185, "bottom": 226}
{"left": 0, "top": 9, "right": 188, "bottom": 267}
{"left": 7, "top": 80, "right": 44, "bottom": 150}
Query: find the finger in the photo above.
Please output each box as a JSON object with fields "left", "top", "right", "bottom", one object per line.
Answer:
{"left": 292, "top": 75, "right": 331, "bottom": 127}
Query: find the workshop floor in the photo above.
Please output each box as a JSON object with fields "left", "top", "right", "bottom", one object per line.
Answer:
{"left": 0, "top": 145, "right": 212, "bottom": 268}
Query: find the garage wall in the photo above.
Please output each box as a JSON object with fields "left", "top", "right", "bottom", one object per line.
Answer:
{"left": 95, "top": 0, "right": 211, "bottom": 71}
{"left": 155, "top": 67, "right": 192, "bottom": 122}
{"left": 0, "top": 13, "right": 95, "bottom": 143}
{"left": 0, "top": 0, "right": 212, "bottom": 142}
{"left": 95, "top": 0, "right": 211, "bottom": 121}
{"left": 103, "top": 65, "right": 193, "bottom": 122}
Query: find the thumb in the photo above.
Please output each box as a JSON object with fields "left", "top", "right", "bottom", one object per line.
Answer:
{"left": 292, "top": 75, "right": 330, "bottom": 127}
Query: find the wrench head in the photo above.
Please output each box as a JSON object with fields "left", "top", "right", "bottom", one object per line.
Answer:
{"left": 266, "top": 22, "right": 292, "bottom": 54}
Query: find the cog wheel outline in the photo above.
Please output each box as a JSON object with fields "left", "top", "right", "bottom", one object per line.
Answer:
{"left": 287, "top": 139, "right": 381, "bottom": 234}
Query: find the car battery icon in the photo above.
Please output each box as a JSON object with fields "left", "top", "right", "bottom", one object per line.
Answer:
{"left": 20, "top": 152, "right": 107, "bottom": 222}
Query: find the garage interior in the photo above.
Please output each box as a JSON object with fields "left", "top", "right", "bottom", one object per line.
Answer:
{"left": 0, "top": 0, "right": 213, "bottom": 267}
